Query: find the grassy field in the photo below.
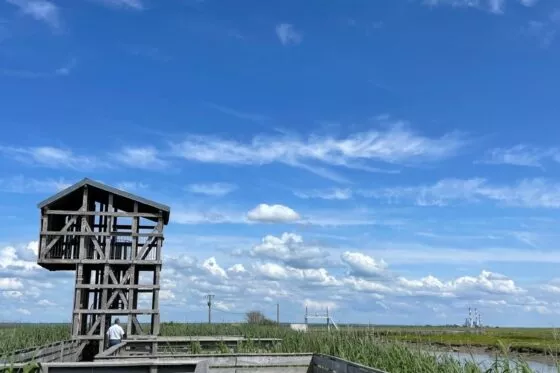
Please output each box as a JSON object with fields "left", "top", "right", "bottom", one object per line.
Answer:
{"left": 1, "top": 323, "right": 560, "bottom": 373}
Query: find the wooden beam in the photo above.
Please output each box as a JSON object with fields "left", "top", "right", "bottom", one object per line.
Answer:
{"left": 75, "top": 309, "right": 157, "bottom": 314}
{"left": 136, "top": 236, "right": 156, "bottom": 261}
{"left": 108, "top": 267, "right": 118, "bottom": 285}
{"left": 132, "top": 316, "right": 144, "bottom": 335}
{"left": 37, "top": 259, "right": 162, "bottom": 265}
{"left": 42, "top": 231, "right": 163, "bottom": 237}
{"left": 41, "top": 216, "right": 78, "bottom": 258}
{"left": 76, "top": 284, "right": 158, "bottom": 290}
{"left": 86, "top": 317, "right": 101, "bottom": 336}
{"left": 83, "top": 221, "right": 105, "bottom": 259}
{"left": 46, "top": 210, "right": 160, "bottom": 218}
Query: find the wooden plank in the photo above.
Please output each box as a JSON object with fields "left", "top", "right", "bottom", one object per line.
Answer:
{"left": 108, "top": 267, "right": 118, "bottom": 285}
{"left": 46, "top": 210, "right": 160, "bottom": 218}
{"left": 43, "top": 231, "right": 163, "bottom": 237}
{"left": 132, "top": 316, "right": 144, "bottom": 335}
{"left": 82, "top": 221, "right": 104, "bottom": 259}
{"left": 75, "top": 309, "right": 157, "bottom": 314}
{"left": 136, "top": 236, "right": 156, "bottom": 261}
{"left": 37, "top": 259, "right": 162, "bottom": 265}
{"left": 76, "top": 284, "right": 159, "bottom": 290}
{"left": 151, "top": 266, "right": 160, "bottom": 335}
{"left": 41, "top": 216, "right": 78, "bottom": 258}
{"left": 236, "top": 355, "right": 313, "bottom": 366}
{"left": 86, "top": 317, "right": 101, "bottom": 336}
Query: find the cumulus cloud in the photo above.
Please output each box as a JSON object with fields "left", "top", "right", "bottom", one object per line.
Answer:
{"left": 0, "top": 277, "right": 24, "bottom": 290}
{"left": 227, "top": 264, "right": 246, "bottom": 275}
{"left": 38, "top": 299, "right": 56, "bottom": 306}
{"left": 249, "top": 233, "right": 329, "bottom": 268}
{"left": 341, "top": 252, "right": 388, "bottom": 277}
{"left": 201, "top": 257, "right": 228, "bottom": 279}
{"left": 247, "top": 204, "right": 301, "bottom": 223}
{"left": 303, "top": 299, "right": 339, "bottom": 311}
{"left": 0, "top": 243, "right": 38, "bottom": 271}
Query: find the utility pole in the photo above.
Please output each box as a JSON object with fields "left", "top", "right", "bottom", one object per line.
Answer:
{"left": 206, "top": 294, "right": 214, "bottom": 324}
{"left": 276, "top": 303, "right": 280, "bottom": 326}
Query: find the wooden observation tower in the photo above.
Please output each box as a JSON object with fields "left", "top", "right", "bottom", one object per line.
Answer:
{"left": 36, "top": 178, "right": 171, "bottom": 355}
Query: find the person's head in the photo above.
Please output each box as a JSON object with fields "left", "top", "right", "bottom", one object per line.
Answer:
{"left": 114, "top": 318, "right": 120, "bottom": 325}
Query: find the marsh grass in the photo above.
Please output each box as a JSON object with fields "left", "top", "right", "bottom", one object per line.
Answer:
{"left": 1, "top": 323, "right": 559, "bottom": 373}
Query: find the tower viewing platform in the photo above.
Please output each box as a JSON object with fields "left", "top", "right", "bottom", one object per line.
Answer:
{"left": 37, "top": 178, "right": 171, "bottom": 354}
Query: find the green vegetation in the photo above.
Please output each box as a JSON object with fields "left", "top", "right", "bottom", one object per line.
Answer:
{"left": 2, "top": 323, "right": 560, "bottom": 373}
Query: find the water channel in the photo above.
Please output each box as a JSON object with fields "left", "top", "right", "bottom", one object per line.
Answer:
{"left": 430, "top": 350, "right": 558, "bottom": 373}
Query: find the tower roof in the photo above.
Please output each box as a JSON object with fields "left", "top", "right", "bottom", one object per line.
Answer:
{"left": 37, "top": 178, "right": 171, "bottom": 224}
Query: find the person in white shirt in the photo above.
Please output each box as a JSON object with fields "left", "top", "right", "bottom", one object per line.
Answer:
{"left": 106, "top": 318, "right": 125, "bottom": 347}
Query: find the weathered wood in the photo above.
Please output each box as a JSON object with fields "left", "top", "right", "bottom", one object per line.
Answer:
{"left": 42, "top": 231, "right": 164, "bottom": 237}
{"left": 41, "top": 216, "right": 78, "bottom": 258}
{"left": 46, "top": 210, "right": 160, "bottom": 218}
{"left": 132, "top": 316, "right": 144, "bottom": 335}
{"left": 76, "top": 284, "right": 159, "bottom": 290}
{"left": 75, "top": 309, "right": 157, "bottom": 314}
{"left": 37, "top": 180, "right": 170, "bottom": 351}
{"left": 136, "top": 236, "right": 156, "bottom": 261}
{"left": 82, "top": 221, "right": 104, "bottom": 259}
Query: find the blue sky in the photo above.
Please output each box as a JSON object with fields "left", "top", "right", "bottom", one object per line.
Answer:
{"left": 1, "top": 0, "right": 560, "bottom": 327}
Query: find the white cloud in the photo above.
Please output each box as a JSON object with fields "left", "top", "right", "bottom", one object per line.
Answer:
{"left": 523, "top": 11, "right": 560, "bottom": 48}
{"left": 481, "top": 144, "right": 557, "bottom": 168}
{"left": 520, "top": 0, "right": 538, "bottom": 6}
{"left": 159, "top": 290, "right": 176, "bottom": 301}
{"left": 0, "top": 176, "right": 70, "bottom": 193}
{"left": 17, "top": 308, "right": 31, "bottom": 315}
{"left": 341, "top": 252, "right": 388, "bottom": 277}
{"left": 38, "top": 299, "right": 56, "bottom": 306}
{"left": 303, "top": 299, "right": 338, "bottom": 311}
{"left": 6, "top": 0, "right": 60, "bottom": 28}
{"left": 0, "top": 277, "right": 24, "bottom": 290}
{"left": 249, "top": 233, "right": 328, "bottom": 268}
{"left": 90, "top": 0, "right": 143, "bottom": 10}
{"left": 255, "top": 263, "right": 340, "bottom": 288}
{"left": 227, "top": 264, "right": 246, "bottom": 275}
{"left": 170, "top": 123, "right": 463, "bottom": 181}
{"left": 359, "top": 178, "right": 560, "bottom": 208}
{"left": 205, "top": 103, "right": 269, "bottom": 123}
{"left": 2, "top": 290, "right": 23, "bottom": 299}
{"left": 114, "top": 146, "right": 167, "bottom": 169}
{"left": 171, "top": 208, "right": 246, "bottom": 225}
{"left": 424, "top": 0, "right": 505, "bottom": 14}
{"left": 275, "top": 23, "right": 302, "bottom": 46}
{"left": 247, "top": 204, "right": 301, "bottom": 223}
{"left": 185, "top": 183, "right": 237, "bottom": 197}
{"left": 0, "top": 244, "right": 38, "bottom": 271}
{"left": 116, "top": 181, "right": 149, "bottom": 193}
{"left": 201, "top": 257, "right": 228, "bottom": 279}
{"left": 294, "top": 188, "right": 352, "bottom": 200}
{"left": 0, "top": 146, "right": 103, "bottom": 170}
